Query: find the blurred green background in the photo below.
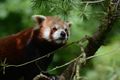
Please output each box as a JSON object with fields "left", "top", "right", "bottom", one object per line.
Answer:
{"left": 0, "top": 0, "right": 120, "bottom": 80}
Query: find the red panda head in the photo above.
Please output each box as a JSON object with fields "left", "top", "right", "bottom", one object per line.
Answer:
{"left": 32, "top": 15, "right": 71, "bottom": 44}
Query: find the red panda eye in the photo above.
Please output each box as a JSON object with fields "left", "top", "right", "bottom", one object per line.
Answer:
{"left": 65, "top": 29, "right": 67, "bottom": 32}
{"left": 53, "top": 27, "right": 57, "bottom": 31}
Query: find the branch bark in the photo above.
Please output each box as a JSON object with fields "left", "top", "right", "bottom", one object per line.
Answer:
{"left": 59, "top": 0, "right": 120, "bottom": 80}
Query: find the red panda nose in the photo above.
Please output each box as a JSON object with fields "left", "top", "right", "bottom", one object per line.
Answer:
{"left": 60, "top": 31, "right": 66, "bottom": 38}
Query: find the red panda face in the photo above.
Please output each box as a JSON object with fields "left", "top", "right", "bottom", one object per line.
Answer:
{"left": 32, "top": 15, "right": 71, "bottom": 44}
{"left": 51, "top": 23, "right": 70, "bottom": 44}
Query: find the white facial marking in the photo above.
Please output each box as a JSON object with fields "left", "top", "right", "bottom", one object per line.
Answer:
{"left": 53, "top": 29, "right": 62, "bottom": 40}
{"left": 43, "top": 27, "right": 51, "bottom": 41}
{"left": 55, "top": 24, "right": 59, "bottom": 29}
{"left": 55, "top": 40, "right": 63, "bottom": 44}
{"left": 64, "top": 25, "right": 67, "bottom": 29}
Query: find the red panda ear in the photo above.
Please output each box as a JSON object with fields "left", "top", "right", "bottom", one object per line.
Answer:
{"left": 32, "top": 15, "right": 46, "bottom": 25}
{"left": 66, "top": 21, "right": 72, "bottom": 27}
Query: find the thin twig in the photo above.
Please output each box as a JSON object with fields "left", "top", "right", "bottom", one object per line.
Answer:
{"left": 80, "top": 0, "right": 104, "bottom": 4}
{"left": 48, "top": 47, "right": 120, "bottom": 72}
{"left": 3, "top": 37, "right": 86, "bottom": 68}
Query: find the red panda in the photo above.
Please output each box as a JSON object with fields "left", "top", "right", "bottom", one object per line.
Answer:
{"left": 0, "top": 15, "right": 71, "bottom": 80}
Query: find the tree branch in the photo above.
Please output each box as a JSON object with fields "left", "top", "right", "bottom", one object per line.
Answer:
{"left": 58, "top": 0, "right": 120, "bottom": 80}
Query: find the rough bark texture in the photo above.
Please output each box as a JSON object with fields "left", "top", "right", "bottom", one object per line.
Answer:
{"left": 59, "top": 0, "right": 120, "bottom": 80}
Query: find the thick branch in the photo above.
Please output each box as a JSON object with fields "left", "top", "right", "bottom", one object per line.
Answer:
{"left": 59, "top": 0, "right": 120, "bottom": 80}
{"left": 85, "top": 1, "right": 120, "bottom": 57}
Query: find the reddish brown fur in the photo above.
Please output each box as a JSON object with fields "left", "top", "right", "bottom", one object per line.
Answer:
{"left": 0, "top": 28, "right": 34, "bottom": 64}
